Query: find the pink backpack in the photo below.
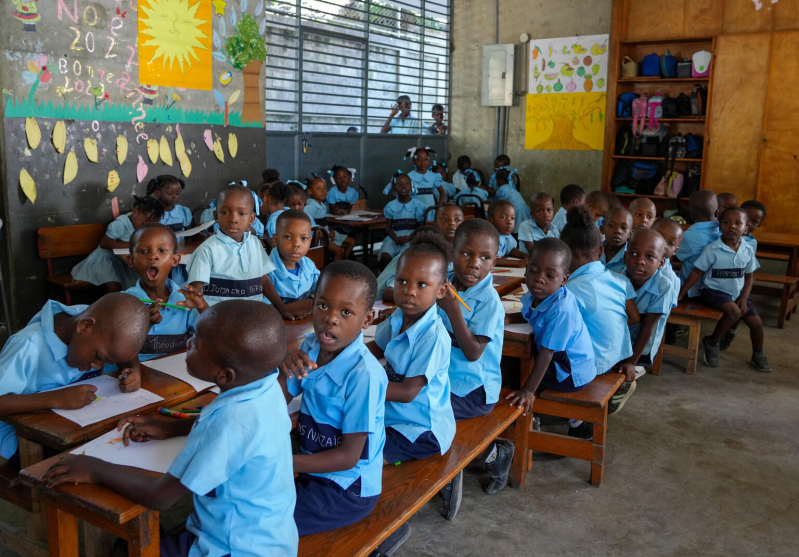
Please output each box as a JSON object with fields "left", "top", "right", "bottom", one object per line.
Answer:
{"left": 647, "top": 92, "right": 663, "bottom": 131}
{"left": 667, "top": 171, "right": 684, "bottom": 198}
{"left": 632, "top": 93, "right": 649, "bottom": 138}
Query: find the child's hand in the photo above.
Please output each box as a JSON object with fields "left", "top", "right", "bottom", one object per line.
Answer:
{"left": 178, "top": 285, "right": 209, "bottom": 312}
{"left": 436, "top": 282, "right": 460, "bottom": 314}
{"left": 281, "top": 350, "right": 316, "bottom": 380}
{"left": 504, "top": 388, "right": 535, "bottom": 416}
{"left": 736, "top": 296, "right": 749, "bottom": 315}
{"left": 280, "top": 306, "right": 310, "bottom": 321}
{"left": 118, "top": 415, "right": 172, "bottom": 445}
{"left": 678, "top": 290, "right": 686, "bottom": 302}
{"left": 42, "top": 455, "right": 102, "bottom": 488}
{"left": 396, "top": 235, "right": 411, "bottom": 246}
{"left": 147, "top": 300, "right": 163, "bottom": 325}
{"left": 617, "top": 362, "right": 637, "bottom": 382}
{"left": 50, "top": 384, "right": 98, "bottom": 410}
{"left": 118, "top": 368, "right": 141, "bottom": 393}
{"left": 389, "top": 103, "right": 400, "bottom": 117}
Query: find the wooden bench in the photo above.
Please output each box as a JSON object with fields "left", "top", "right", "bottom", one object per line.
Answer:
{"left": 756, "top": 249, "right": 790, "bottom": 262}
{"left": 752, "top": 272, "right": 798, "bottom": 329}
{"left": 38, "top": 224, "right": 105, "bottom": 304}
{"left": 528, "top": 373, "right": 624, "bottom": 487}
{"left": 651, "top": 300, "right": 723, "bottom": 375}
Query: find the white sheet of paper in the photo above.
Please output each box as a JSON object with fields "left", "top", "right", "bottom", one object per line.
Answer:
{"left": 176, "top": 220, "right": 215, "bottom": 238}
{"left": 502, "top": 293, "right": 525, "bottom": 302}
{"left": 372, "top": 300, "right": 392, "bottom": 312}
{"left": 288, "top": 393, "right": 302, "bottom": 415}
{"left": 502, "top": 300, "right": 522, "bottom": 313}
{"left": 492, "top": 267, "right": 526, "bottom": 278}
{"left": 142, "top": 353, "right": 216, "bottom": 393}
{"left": 113, "top": 248, "right": 128, "bottom": 255}
{"left": 48, "top": 375, "right": 163, "bottom": 428}
{"left": 504, "top": 322, "right": 533, "bottom": 335}
{"left": 71, "top": 426, "right": 187, "bottom": 474}
{"left": 363, "top": 324, "right": 378, "bottom": 340}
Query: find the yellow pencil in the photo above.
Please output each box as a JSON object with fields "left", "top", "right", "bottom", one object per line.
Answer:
{"left": 449, "top": 284, "right": 471, "bottom": 312}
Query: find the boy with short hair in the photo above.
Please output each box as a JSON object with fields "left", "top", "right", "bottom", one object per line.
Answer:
{"left": 266, "top": 184, "right": 317, "bottom": 241}
{"left": 679, "top": 207, "right": 770, "bottom": 371}
{"left": 43, "top": 301, "right": 299, "bottom": 557}
{"left": 585, "top": 191, "right": 610, "bottom": 225}
{"left": 553, "top": 184, "right": 586, "bottom": 232}
{"left": 651, "top": 218, "right": 684, "bottom": 295}
{"left": 600, "top": 208, "right": 634, "bottom": 273}
{"left": 630, "top": 197, "right": 657, "bottom": 230}
{"left": 675, "top": 190, "right": 721, "bottom": 298}
{"left": 717, "top": 192, "right": 738, "bottom": 215}
{"left": 487, "top": 200, "right": 528, "bottom": 267}
{"left": 518, "top": 192, "right": 559, "bottom": 254}
{"left": 741, "top": 200, "right": 767, "bottom": 254}
{"left": 379, "top": 172, "right": 428, "bottom": 268}
{"left": 268, "top": 210, "right": 320, "bottom": 313}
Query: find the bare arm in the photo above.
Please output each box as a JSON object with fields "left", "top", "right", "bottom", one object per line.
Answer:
{"left": 380, "top": 105, "right": 399, "bottom": 134}
{"left": 99, "top": 235, "right": 129, "bottom": 250}
{"left": 626, "top": 299, "right": 641, "bottom": 325}
{"left": 293, "top": 432, "right": 368, "bottom": 474}
{"left": 678, "top": 268, "right": 703, "bottom": 301}
{"left": 504, "top": 347, "right": 555, "bottom": 415}
{"left": 437, "top": 286, "right": 489, "bottom": 361}
{"left": 0, "top": 385, "right": 98, "bottom": 416}
{"left": 384, "top": 218, "right": 400, "bottom": 243}
{"left": 386, "top": 375, "right": 427, "bottom": 404}
{"left": 626, "top": 312, "right": 661, "bottom": 365}
{"left": 366, "top": 340, "right": 384, "bottom": 359}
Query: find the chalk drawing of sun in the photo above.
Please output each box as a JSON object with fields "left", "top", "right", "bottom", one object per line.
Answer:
{"left": 140, "top": 0, "right": 209, "bottom": 73}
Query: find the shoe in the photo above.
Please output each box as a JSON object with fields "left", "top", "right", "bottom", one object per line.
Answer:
{"left": 634, "top": 366, "right": 647, "bottom": 380}
{"left": 568, "top": 421, "right": 594, "bottom": 440}
{"left": 720, "top": 329, "right": 737, "bottom": 351}
{"left": 703, "top": 336, "right": 720, "bottom": 367}
{"left": 438, "top": 471, "right": 463, "bottom": 520}
{"left": 370, "top": 523, "right": 411, "bottom": 557}
{"left": 608, "top": 381, "right": 637, "bottom": 416}
{"left": 531, "top": 415, "right": 541, "bottom": 431}
{"left": 484, "top": 440, "right": 514, "bottom": 495}
{"left": 674, "top": 324, "right": 688, "bottom": 337}
{"left": 751, "top": 352, "right": 772, "bottom": 372}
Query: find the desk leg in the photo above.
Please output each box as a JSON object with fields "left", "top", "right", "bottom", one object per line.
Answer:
{"left": 509, "top": 354, "right": 533, "bottom": 488}
{"left": 46, "top": 503, "right": 79, "bottom": 557}
{"left": 127, "top": 511, "right": 160, "bottom": 557}
{"left": 84, "top": 522, "right": 117, "bottom": 557}
{"left": 790, "top": 248, "right": 799, "bottom": 278}
{"left": 18, "top": 438, "right": 47, "bottom": 544}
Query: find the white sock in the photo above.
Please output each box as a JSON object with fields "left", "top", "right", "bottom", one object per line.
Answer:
{"left": 569, "top": 419, "right": 583, "bottom": 428}
{"left": 484, "top": 443, "right": 498, "bottom": 463}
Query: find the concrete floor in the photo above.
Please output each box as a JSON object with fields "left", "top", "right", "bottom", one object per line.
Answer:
{"left": 2, "top": 293, "right": 798, "bottom": 557}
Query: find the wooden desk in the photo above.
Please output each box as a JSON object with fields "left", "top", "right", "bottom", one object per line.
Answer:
{"left": 327, "top": 214, "right": 386, "bottom": 263}
{"left": 754, "top": 231, "right": 799, "bottom": 277}
{"left": 501, "top": 322, "right": 534, "bottom": 488}
{"left": 493, "top": 275, "right": 525, "bottom": 298}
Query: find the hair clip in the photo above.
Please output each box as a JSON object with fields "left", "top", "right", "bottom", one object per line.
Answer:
{"left": 311, "top": 172, "right": 317, "bottom": 178}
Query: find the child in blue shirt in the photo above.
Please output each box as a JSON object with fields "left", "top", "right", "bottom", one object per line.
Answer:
{"left": 676, "top": 190, "right": 721, "bottom": 297}
{"left": 268, "top": 210, "right": 320, "bottom": 312}
{"left": 717, "top": 192, "right": 738, "bottom": 215}
{"left": 553, "top": 184, "right": 586, "bottom": 232}
{"left": 42, "top": 301, "right": 299, "bottom": 557}
{"left": 265, "top": 185, "right": 317, "bottom": 241}
{"left": 494, "top": 167, "right": 531, "bottom": 233}
{"left": 146, "top": 175, "right": 192, "bottom": 233}
{"left": 652, "top": 218, "right": 684, "bottom": 295}
{"left": 406, "top": 147, "right": 445, "bottom": 207}
{"left": 630, "top": 197, "right": 657, "bottom": 230}
{"left": 487, "top": 200, "right": 528, "bottom": 267}
{"left": 519, "top": 192, "right": 559, "bottom": 254}
{"left": 279, "top": 261, "right": 387, "bottom": 536}
{"left": 680, "top": 207, "right": 770, "bottom": 372}
{"left": 624, "top": 230, "right": 676, "bottom": 368}
{"left": 741, "top": 199, "right": 767, "bottom": 256}
{"left": 433, "top": 163, "right": 457, "bottom": 201}
{"left": 72, "top": 196, "right": 164, "bottom": 293}
{"left": 0, "top": 294, "right": 150, "bottom": 463}
{"left": 204, "top": 182, "right": 266, "bottom": 237}
{"left": 252, "top": 181, "right": 290, "bottom": 236}
{"left": 505, "top": 239, "right": 597, "bottom": 419}
{"left": 453, "top": 169, "right": 489, "bottom": 206}
{"left": 452, "top": 155, "right": 471, "bottom": 192}
{"left": 485, "top": 154, "right": 509, "bottom": 196}
{"left": 187, "top": 184, "right": 307, "bottom": 320}
{"left": 327, "top": 165, "right": 360, "bottom": 258}
{"left": 379, "top": 172, "right": 428, "bottom": 268}
{"left": 600, "top": 208, "right": 633, "bottom": 273}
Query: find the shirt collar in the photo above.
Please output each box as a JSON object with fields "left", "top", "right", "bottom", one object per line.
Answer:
{"left": 449, "top": 272, "right": 493, "bottom": 302}
{"left": 38, "top": 300, "right": 85, "bottom": 362}
{"left": 712, "top": 236, "right": 744, "bottom": 254}
{"left": 269, "top": 248, "right": 309, "bottom": 276}
{"left": 215, "top": 230, "right": 251, "bottom": 245}
{"left": 197, "top": 371, "right": 278, "bottom": 422}
{"left": 303, "top": 332, "right": 368, "bottom": 386}
{"left": 389, "top": 304, "right": 438, "bottom": 346}
{"left": 569, "top": 261, "right": 605, "bottom": 281}
{"left": 628, "top": 269, "right": 663, "bottom": 296}
{"left": 129, "top": 279, "right": 181, "bottom": 304}
{"left": 521, "top": 287, "right": 565, "bottom": 319}
{"left": 602, "top": 242, "right": 626, "bottom": 263}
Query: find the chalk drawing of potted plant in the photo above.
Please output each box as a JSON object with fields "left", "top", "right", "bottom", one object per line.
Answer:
{"left": 214, "top": 14, "right": 267, "bottom": 125}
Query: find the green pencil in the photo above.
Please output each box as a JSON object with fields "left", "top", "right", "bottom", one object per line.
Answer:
{"left": 138, "top": 298, "right": 190, "bottom": 311}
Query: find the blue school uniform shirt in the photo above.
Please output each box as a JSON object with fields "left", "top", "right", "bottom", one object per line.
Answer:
{"left": 677, "top": 221, "right": 721, "bottom": 297}
{"left": 495, "top": 184, "right": 532, "bottom": 233}
{"left": 518, "top": 220, "right": 559, "bottom": 254}
{"left": 453, "top": 187, "right": 489, "bottom": 205}
{"left": 169, "top": 372, "right": 298, "bottom": 557}
{"left": 552, "top": 207, "right": 568, "bottom": 233}
{"left": 624, "top": 269, "right": 676, "bottom": 360}
{"left": 0, "top": 301, "right": 103, "bottom": 459}
{"left": 123, "top": 280, "right": 199, "bottom": 359}
{"left": 70, "top": 214, "right": 138, "bottom": 288}
{"left": 160, "top": 205, "right": 193, "bottom": 232}
{"left": 693, "top": 237, "right": 758, "bottom": 299}
{"left": 384, "top": 198, "right": 428, "bottom": 236}
{"left": 266, "top": 247, "right": 320, "bottom": 305}
{"left": 206, "top": 196, "right": 266, "bottom": 237}
{"left": 566, "top": 262, "right": 635, "bottom": 374}
{"left": 266, "top": 208, "right": 317, "bottom": 239}
{"left": 438, "top": 273, "right": 504, "bottom": 403}
{"left": 374, "top": 305, "right": 455, "bottom": 453}
{"left": 742, "top": 234, "right": 761, "bottom": 270}
{"left": 520, "top": 288, "right": 597, "bottom": 388}
{"left": 441, "top": 180, "right": 457, "bottom": 200}
{"left": 407, "top": 170, "right": 442, "bottom": 208}
{"left": 498, "top": 234, "right": 517, "bottom": 258}
{"left": 601, "top": 242, "right": 628, "bottom": 273}
{"left": 187, "top": 232, "right": 275, "bottom": 306}
{"left": 287, "top": 333, "right": 388, "bottom": 498}
{"left": 326, "top": 186, "right": 359, "bottom": 207}
{"left": 661, "top": 258, "right": 681, "bottom": 297}
{"left": 304, "top": 199, "right": 328, "bottom": 230}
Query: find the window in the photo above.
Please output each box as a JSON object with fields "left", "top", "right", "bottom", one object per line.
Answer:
{"left": 262, "top": 0, "right": 450, "bottom": 133}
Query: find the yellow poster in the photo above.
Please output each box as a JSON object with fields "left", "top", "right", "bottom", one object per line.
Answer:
{"left": 525, "top": 92, "right": 606, "bottom": 151}
{"left": 138, "top": 0, "right": 213, "bottom": 90}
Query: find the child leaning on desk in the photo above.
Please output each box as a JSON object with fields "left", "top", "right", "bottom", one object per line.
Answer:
{"left": 42, "top": 301, "right": 299, "bottom": 557}
{"left": 267, "top": 209, "right": 320, "bottom": 315}
{"left": 0, "top": 294, "right": 150, "bottom": 466}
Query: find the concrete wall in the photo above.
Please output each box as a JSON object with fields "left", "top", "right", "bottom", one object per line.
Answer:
{"left": 449, "top": 0, "right": 613, "bottom": 201}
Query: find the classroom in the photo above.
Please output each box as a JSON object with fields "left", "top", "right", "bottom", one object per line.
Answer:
{"left": 1, "top": 0, "right": 798, "bottom": 556}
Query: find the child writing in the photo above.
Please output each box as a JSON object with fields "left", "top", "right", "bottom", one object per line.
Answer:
{"left": 327, "top": 165, "right": 360, "bottom": 259}
{"left": 279, "top": 261, "right": 387, "bottom": 536}
{"left": 675, "top": 190, "right": 720, "bottom": 298}
{"left": 146, "top": 175, "right": 192, "bottom": 232}
{"left": 561, "top": 207, "right": 640, "bottom": 419}
{"left": 600, "top": 208, "right": 634, "bottom": 273}
{"left": 71, "top": 196, "right": 164, "bottom": 292}
{"left": 553, "top": 184, "right": 586, "bottom": 232}
{"left": 585, "top": 191, "right": 610, "bottom": 225}
{"left": 438, "top": 218, "right": 515, "bottom": 497}
{"left": 518, "top": 192, "right": 559, "bottom": 254}
{"left": 630, "top": 197, "right": 657, "bottom": 230}
{"left": 379, "top": 171, "right": 428, "bottom": 268}
{"left": 494, "top": 167, "right": 531, "bottom": 233}
{"left": 453, "top": 169, "right": 489, "bottom": 206}
{"left": 268, "top": 210, "right": 320, "bottom": 314}
{"left": 406, "top": 147, "right": 445, "bottom": 207}
{"left": 304, "top": 176, "right": 346, "bottom": 261}
{"left": 368, "top": 243, "right": 456, "bottom": 465}
{"left": 452, "top": 155, "right": 471, "bottom": 192}
{"left": 42, "top": 301, "right": 299, "bottom": 557}
{"left": 187, "top": 184, "right": 306, "bottom": 320}
{"left": 679, "top": 207, "right": 770, "bottom": 372}
{"left": 487, "top": 200, "right": 528, "bottom": 267}
{"left": 0, "top": 293, "right": 150, "bottom": 464}
{"left": 505, "top": 239, "right": 597, "bottom": 417}
{"left": 651, "top": 218, "right": 684, "bottom": 296}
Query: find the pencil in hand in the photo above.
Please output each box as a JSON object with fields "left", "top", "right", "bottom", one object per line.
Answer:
{"left": 448, "top": 284, "right": 471, "bottom": 312}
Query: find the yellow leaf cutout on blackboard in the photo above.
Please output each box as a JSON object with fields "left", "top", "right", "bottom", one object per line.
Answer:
{"left": 180, "top": 155, "right": 192, "bottom": 177}
{"left": 53, "top": 122, "right": 66, "bottom": 153}
{"left": 84, "top": 138, "right": 98, "bottom": 162}
{"left": 20, "top": 169, "right": 36, "bottom": 203}
{"left": 64, "top": 151, "right": 78, "bottom": 185}
{"left": 175, "top": 134, "right": 186, "bottom": 160}
{"left": 213, "top": 138, "right": 225, "bottom": 163}
{"left": 228, "top": 133, "right": 238, "bottom": 158}
{"left": 26, "top": 118, "right": 41, "bottom": 150}
{"left": 147, "top": 138, "right": 159, "bottom": 164}
{"left": 107, "top": 170, "right": 120, "bottom": 192}
{"left": 159, "top": 136, "right": 173, "bottom": 166}
{"left": 117, "top": 136, "right": 128, "bottom": 165}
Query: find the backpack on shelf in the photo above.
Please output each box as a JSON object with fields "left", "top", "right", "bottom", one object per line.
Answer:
{"left": 690, "top": 85, "right": 708, "bottom": 116}
{"left": 667, "top": 172, "right": 685, "bottom": 198}
{"left": 660, "top": 50, "right": 677, "bottom": 78}
{"left": 677, "top": 59, "right": 692, "bottom": 78}
{"left": 617, "top": 92, "right": 640, "bottom": 118}
{"left": 662, "top": 97, "right": 680, "bottom": 119}
{"left": 632, "top": 93, "right": 649, "bottom": 137}
{"left": 653, "top": 173, "right": 668, "bottom": 196}
{"left": 685, "top": 133, "right": 703, "bottom": 159}
{"left": 667, "top": 133, "right": 687, "bottom": 161}
{"left": 647, "top": 93, "right": 663, "bottom": 130}
{"left": 692, "top": 50, "right": 712, "bottom": 78}
{"left": 615, "top": 125, "right": 636, "bottom": 156}
{"left": 621, "top": 56, "right": 639, "bottom": 78}
{"left": 611, "top": 163, "right": 636, "bottom": 194}
{"left": 676, "top": 93, "right": 692, "bottom": 116}
{"left": 682, "top": 165, "right": 702, "bottom": 197}
{"left": 641, "top": 125, "right": 668, "bottom": 157}
{"left": 631, "top": 162, "right": 662, "bottom": 195}
{"left": 642, "top": 53, "right": 660, "bottom": 77}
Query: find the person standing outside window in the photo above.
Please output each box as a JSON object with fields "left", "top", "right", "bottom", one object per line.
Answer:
{"left": 426, "top": 104, "right": 447, "bottom": 135}
{"left": 381, "top": 95, "right": 418, "bottom": 134}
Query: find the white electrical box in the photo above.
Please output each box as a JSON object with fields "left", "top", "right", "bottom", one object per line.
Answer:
{"left": 481, "top": 44, "right": 515, "bottom": 107}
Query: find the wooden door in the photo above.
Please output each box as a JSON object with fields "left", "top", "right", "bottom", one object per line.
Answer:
{"left": 704, "top": 33, "right": 772, "bottom": 202}
{"left": 757, "top": 31, "right": 799, "bottom": 234}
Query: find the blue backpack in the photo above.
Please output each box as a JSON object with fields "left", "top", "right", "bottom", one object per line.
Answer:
{"left": 642, "top": 53, "right": 660, "bottom": 77}
{"left": 660, "top": 50, "right": 677, "bottom": 78}
{"left": 685, "top": 133, "right": 702, "bottom": 159}
{"left": 617, "top": 92, "right": 640, "bottom": 118}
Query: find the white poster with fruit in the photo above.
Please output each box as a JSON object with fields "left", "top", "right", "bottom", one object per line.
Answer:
{"left": 528, "top": 34, "right": 608, "bottom": 94}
